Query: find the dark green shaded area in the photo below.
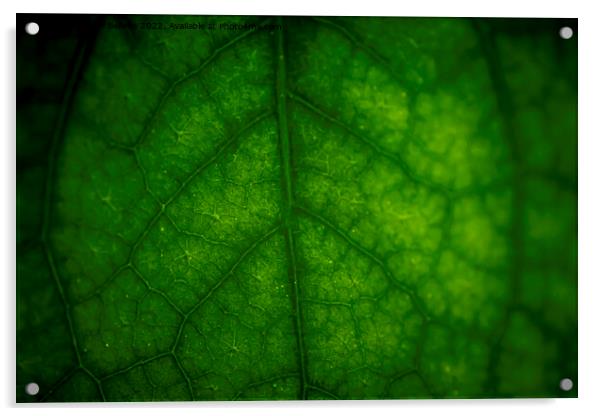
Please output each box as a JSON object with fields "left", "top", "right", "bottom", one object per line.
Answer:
{"left": 17, "top": 14, "right": 577, "bottom": 402}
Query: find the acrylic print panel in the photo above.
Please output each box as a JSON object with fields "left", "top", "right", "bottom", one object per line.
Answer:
{"left": 16, "top": 14, "right": 577, "bottom": 402}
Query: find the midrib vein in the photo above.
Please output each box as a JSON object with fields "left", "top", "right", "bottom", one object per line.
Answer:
{"left": 275, "top": 17, "right": 309, "bottom": 400}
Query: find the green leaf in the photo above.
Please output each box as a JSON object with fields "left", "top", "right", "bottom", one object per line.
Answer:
{"left": 17, "top": 15, "right": 577, "bottom": 401}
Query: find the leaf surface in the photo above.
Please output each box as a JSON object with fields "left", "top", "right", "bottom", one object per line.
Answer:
{"left": 17, "top": 15, "right": 578, "bottom": 401}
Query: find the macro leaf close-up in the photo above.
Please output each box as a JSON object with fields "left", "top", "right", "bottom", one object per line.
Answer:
{"left": 16, "top": 14, "right": 577, "bottom": 402}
